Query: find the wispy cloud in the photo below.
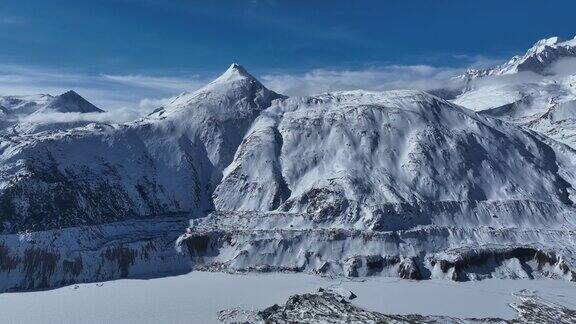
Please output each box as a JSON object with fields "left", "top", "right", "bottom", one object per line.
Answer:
{"left": 0, "top": 64, "right": 204, "bottom": 122}
{"left": 451, "top": 54, "right": 504, "bottom": 70}
{"left": 17, "top": 109, "right": 143, "bottom": 125}
{"left": 0, "top": 15, "right": 26, "bottom": 25}
{"left": 101, "top": 74, "right": 203, "bottom": 91}
{"left": 138, "top": 97, "right": 174, "bottom": 110}
{"left": 548, "top": 57, "right": 576, "bottom": 76}
{"left": 261, "top": 65, "right": 465, "bottom": 97}
{"left": 0, "top": 54, "right": 510, "bottom": 125}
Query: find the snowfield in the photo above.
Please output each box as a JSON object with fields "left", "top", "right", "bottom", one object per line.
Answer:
{"left": 0, "top": 272, "right": 575, "bottom": 323}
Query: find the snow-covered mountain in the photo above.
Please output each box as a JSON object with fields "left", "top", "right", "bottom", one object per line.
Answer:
{"left": 0, "top": 63, "right": 283, "bottom": 233}
{"left": 0, "top": 64, "right": 285, "bottom": 291}
{"left": 0, "top": 94, "right": 54, "bottom": 116}
{"left": 2, "top": 59, "right": 576, "bottom": 292}
{"left": 215, "top": 90, "right": 574, "bottom": 212}
{"left": 0, "top": 90, "right": 104, "bottom": 134}
{"left": 462, "top": 36, "right": 576, "bottom": 79}
{"left": 181, "top": 88, "right": 576, "bottom": 281}
{"left": 452, "top": 36, "right": 576, "bottom": 150}
{"left": 0, "top": 90, "right": 103, "bottom": 116}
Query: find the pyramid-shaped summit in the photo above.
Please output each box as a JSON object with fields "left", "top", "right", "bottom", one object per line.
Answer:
{"left": 210, "top": 63, "right": 260, "bottom": 85}
{"left": 44, "top": 90, "right": 104, "bottom": 113}
{"left": 164, "top": 63, "right": 284, "bottom": 111}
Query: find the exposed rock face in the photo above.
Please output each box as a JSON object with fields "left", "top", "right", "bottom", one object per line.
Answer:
{"left": 178, "top": 211, "right": 576, "bottom": 281}
{"left": 428, "top": 247, "right": 576, "bottom": 282}
{"left": 0, "top": 218, "right": 190, "bottom": 292}
{"left": 398, "top": 258, "right": 421, "bottom": 280}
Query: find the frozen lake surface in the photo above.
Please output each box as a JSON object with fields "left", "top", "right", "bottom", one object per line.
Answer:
{"left": 1, "top": 271, "right": 576, "bottom": 323}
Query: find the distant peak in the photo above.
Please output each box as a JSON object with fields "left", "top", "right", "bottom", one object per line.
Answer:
{"left": 48, "top": 90, "right": 104, "bottom": 113}
{"left": 461, "top": 35, "right": 576, "bottom": 79}
{"left": 528, "top": 35, "right": 576, "bottom": 53}
{"left": 59, "top": 90, "right": 81, "bottom": 98}
{"left": 537, "top": 36, "right": 564, "bottom": 46}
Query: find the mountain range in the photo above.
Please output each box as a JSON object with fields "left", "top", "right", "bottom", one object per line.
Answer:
{"left": 1, "top": 36, "right": 576, "bottom": 291}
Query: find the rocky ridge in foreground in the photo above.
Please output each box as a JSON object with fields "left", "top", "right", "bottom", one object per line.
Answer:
{"left": 219, "top": 289, "right": 576, "bottom": 323}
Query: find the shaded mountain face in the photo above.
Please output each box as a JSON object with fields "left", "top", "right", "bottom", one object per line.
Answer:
{"left": 0, "top": 64, "right": 284, "bottom": 233}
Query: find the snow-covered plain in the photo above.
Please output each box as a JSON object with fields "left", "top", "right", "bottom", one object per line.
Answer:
{"left": 0, "top": 271, "right": 575, "bottom": 323}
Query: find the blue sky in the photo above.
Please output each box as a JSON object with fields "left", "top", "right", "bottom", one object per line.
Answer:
{"left": 0, "top": 0, "right": 575, "bottom": 114}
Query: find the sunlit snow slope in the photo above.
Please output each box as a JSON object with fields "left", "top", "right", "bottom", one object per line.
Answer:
{"left": 181, "top": 87, "right": 576, "bottom": 282}
{"left": 454, "top": 35, "right": 576, "bottom": 149}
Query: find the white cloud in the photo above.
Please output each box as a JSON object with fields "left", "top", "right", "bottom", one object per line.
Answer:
{"left": 451, "top": 54, "right": 504, "bottom": 70}
{"left": 18, "top": 108, "right": 143, "bottom": 125}
{"left": 547, "top": 57, "right": 576, "bottom": 76}
{"left": 0, "top": 64, "right": 203, "bottom": 121}
{"left": 261, "top": 65, "right": 465, "bottom": 97}
{"left": 0, "top": 55, "right": 510, "bottom": 125}
{"left": 138, "top": 97, "right": 174, "bottom": 110}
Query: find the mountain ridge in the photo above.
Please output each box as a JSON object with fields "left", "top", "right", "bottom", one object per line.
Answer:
{"left": 462, "top": 35, "right": 576, "bottom": 79}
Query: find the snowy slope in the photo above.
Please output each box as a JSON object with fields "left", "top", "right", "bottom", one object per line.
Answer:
{"left": 453, "top": 76, "right": 576, "bottom": 121}
{"left": 0, "top": 64, "right": 283, "bottom": 234}
{"left": 182, "top": 89, "right": 576, "bottom": 281}
{"left": 141, "top": 63, "right": 285, "bottom": 186}
{"left": 0, "top": 90, "right": 103, "bottom": 116}
{"left": 462, "top": 36, "right": 576, "bottom": 78}
{"left": 0, "top": 94, "right": 55, "bottom": 116}
{"left": 215, "top": 90, "right": 575, "bottom": 214}
{"left": 452, "top": 36, "right": 576, "bottom": 149}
